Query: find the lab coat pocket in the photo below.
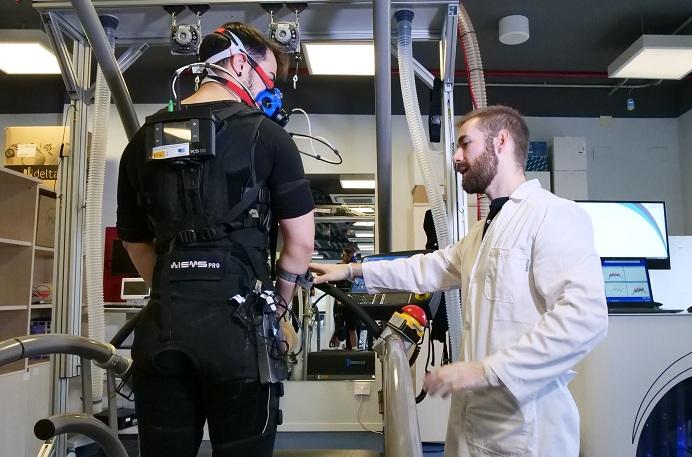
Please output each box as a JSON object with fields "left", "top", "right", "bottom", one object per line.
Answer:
{"left": 464, "top": 387, "right": 535, "bottom": 457}
{"left": 484, "top": 247, "right": 529, "bottom": 307}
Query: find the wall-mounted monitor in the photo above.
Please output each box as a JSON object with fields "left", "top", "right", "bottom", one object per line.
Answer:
{"left": 575, "top": 201, "right": 670, "bottom": 270}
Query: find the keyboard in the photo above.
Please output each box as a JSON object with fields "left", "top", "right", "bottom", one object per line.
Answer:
{"left": 344, "top": 292, "right": 433, "bottom": 320}
{"left": 608, "top": 303, "right": 684, "bottom": 314}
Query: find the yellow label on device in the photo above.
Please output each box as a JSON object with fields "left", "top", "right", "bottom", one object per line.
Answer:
{"left": 151, "top": 143, "right": 190, "bottom": 160}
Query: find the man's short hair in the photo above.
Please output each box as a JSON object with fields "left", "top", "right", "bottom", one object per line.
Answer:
{"left": 198, "top": 22, "right": 288, "bottom": 79}
{"left": 457, "top": 105, "right": 530, "bottom": 170}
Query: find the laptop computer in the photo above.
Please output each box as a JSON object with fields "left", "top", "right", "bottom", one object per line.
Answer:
{"left": 601, "top": 258, "right": 683, "bottom": 314}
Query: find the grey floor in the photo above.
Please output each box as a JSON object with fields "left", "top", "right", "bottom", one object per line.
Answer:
{"left": 75, "top": 436, "right": 445, "bottom": 456}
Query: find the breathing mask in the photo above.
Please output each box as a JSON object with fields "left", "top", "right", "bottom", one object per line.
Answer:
{"left": 204, "top": 28, "right": 289, "bottom": 126}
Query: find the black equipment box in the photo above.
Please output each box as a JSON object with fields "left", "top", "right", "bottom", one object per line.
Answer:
{"left": 306, "top": 350, "right": 376, "bottom": 381}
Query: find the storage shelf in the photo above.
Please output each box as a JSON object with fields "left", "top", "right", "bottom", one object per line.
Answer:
{"left": 0, "top": 237, "right": 32, "bottom": 247}
{"left": 38, "top": 184, "right": 56, "bottom": 195}
{"left": 1, "top": 167, "right": 53, "bottom": 378}
{"left": 0, "top": 305, "right": 27, "bottom": 311}
{"left": 0, "top": 166, "right": 42, "bottom": 185}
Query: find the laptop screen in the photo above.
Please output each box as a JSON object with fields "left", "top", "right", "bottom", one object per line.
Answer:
{"left": 601, "top": 258, "right": 653, "bottom": 303}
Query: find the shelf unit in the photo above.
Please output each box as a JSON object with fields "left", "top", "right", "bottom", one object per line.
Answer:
{"left": 0, "top": 167, "right": 56, "bottom": 375}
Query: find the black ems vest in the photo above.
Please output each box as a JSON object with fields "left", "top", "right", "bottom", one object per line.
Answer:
{"left": 141, "top": 103, "right": 271, "bottom": 251}
{"left": 139, "top": 103, "right": 274, "bottom": 339}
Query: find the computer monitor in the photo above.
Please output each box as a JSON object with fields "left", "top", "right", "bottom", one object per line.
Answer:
{"left": 104, "top": 227, "right": 141, "bottom": 302}
{"left": 576, "top": 201, "right": 670, "bottom": 269}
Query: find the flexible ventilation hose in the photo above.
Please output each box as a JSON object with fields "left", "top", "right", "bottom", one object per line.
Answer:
{"left": 85, "top": 15, "right": 118, "bottom": 406}
{"left": 458, "top": 4, "right": 487, "bottom": 110}
{"left": 458, "top": 2, "right": 490, "bottom": 218}
{"left": 395, "top": 10, "right": 463, "bottom": 361}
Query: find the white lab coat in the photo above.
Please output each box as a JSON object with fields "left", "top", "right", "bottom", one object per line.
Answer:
{"left": 363, "top": 180, "right": 608, "bottom": 457}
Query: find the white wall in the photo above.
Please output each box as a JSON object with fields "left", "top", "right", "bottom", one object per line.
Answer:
{"left": 677, "top": 109, "right": 692, "bottom": 234}
{"left": 649, "top": 236, "right": 692, "bottom": 310}
{"left": 525, "top": 116, "right": 685, "bottom": 235}
{"left": 100, "top": 108, "right": 690, "bottom": 251}
{"left": 2, "top": 108, "right": 687, "bottom": 246}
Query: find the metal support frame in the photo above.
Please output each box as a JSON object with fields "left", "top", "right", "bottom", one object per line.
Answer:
{"left": 69, "top": 0, "right": 140, "bottom": 139}
{"left": 116, "top": 43, "right": 150, "bottom": 71}
{"left": 440, "top": 3, "right": 465, "bottom": 241}
{"left": 50, "top": 34, "right": 91, "bottom": 457}
{"left": 374, "top": 0, "right": 392, "bottom": 254}
{"left": 42, "top": 12, "right": 81, "bottom": 100}
{"left": 86, "top": 43, "right": 150, "bottom": 103}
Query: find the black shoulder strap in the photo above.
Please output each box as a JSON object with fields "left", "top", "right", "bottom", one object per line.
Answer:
{"left": 217, "top": 113, "right": 265, "bottom": 226}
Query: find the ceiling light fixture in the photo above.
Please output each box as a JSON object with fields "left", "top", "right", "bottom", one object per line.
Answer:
{"left": 303, "top": 42, "right": 375, "bottom": 76}
{"left": 0, "top": 30, "right": 61, "bottom": 75}
{"left": 340, "top": 179, "right": 376, "bottom": 189}
{"left": 354, "top": 221, "right": 375, "bottom": 227}
{"left": 608, "top": 35, "right": 692, "bottom": 80}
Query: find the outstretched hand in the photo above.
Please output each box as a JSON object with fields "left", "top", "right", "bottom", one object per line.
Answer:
{"left": 309, "top": 262, "right": 351, "bottom": 284}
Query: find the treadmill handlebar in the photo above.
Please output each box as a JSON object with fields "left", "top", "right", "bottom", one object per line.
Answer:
{"left": 0, "top": 334, "right": 131, "bottom": 376}
{"left": 34, "top": 414, "right": 129, "bottom": 457}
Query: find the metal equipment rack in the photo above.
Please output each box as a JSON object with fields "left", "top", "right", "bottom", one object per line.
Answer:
{"left": 28, "top": 1, "right": 464, "bottom": 456}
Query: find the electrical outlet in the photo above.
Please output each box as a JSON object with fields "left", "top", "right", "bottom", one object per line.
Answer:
{"left": 354, "top": 381, "right": 371, "bottom": 396}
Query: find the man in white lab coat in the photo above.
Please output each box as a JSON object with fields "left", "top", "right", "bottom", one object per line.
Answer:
{"left": 310, "top": 105, "right": 608, "bottom": 457}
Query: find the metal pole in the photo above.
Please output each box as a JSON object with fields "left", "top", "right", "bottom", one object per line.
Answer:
{"left": 383, "top": 333, "right": 423, "bottom": 457}
{"left": 441, "top": 4, "right": 465, "bottom": 240}
{"left": 80, "top": 357, "right": 93, "bottom": 414}
{"left": 106, "top": 371, "right": 118, "bottom": 434}
{"left": 374, "top": 0, "right": 392, "bottom": 254}
{"left": 69, "top": 0, "right": 140, "bottom": 140}
{"left": 301, "top": 308, "right": 312, "bottom": 381}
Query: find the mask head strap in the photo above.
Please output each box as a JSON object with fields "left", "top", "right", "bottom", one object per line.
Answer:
{"left": 207, "top": 28, "right": 276, "bottom": 90}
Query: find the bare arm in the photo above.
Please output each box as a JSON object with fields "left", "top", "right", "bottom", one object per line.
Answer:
{"left": 274, "top": 210, "right": 315, "bottom": 350}
{"left": 122, "top": 241, "right": 157, "bottom": 287}
{"left": 275, "top": 210, "right": 315, "bottom": 305}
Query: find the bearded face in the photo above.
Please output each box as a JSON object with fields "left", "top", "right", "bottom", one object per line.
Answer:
{"left": 456, "top": 135, "right": 499, "bottom": 194}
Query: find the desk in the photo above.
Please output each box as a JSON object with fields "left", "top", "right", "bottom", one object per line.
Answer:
{"left": 571, "top": 313, "right": 692, "bottom": 456}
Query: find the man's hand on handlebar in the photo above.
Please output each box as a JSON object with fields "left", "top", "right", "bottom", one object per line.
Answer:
{"left": 309, "top": 262, "right": 362, "bottom": 284}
